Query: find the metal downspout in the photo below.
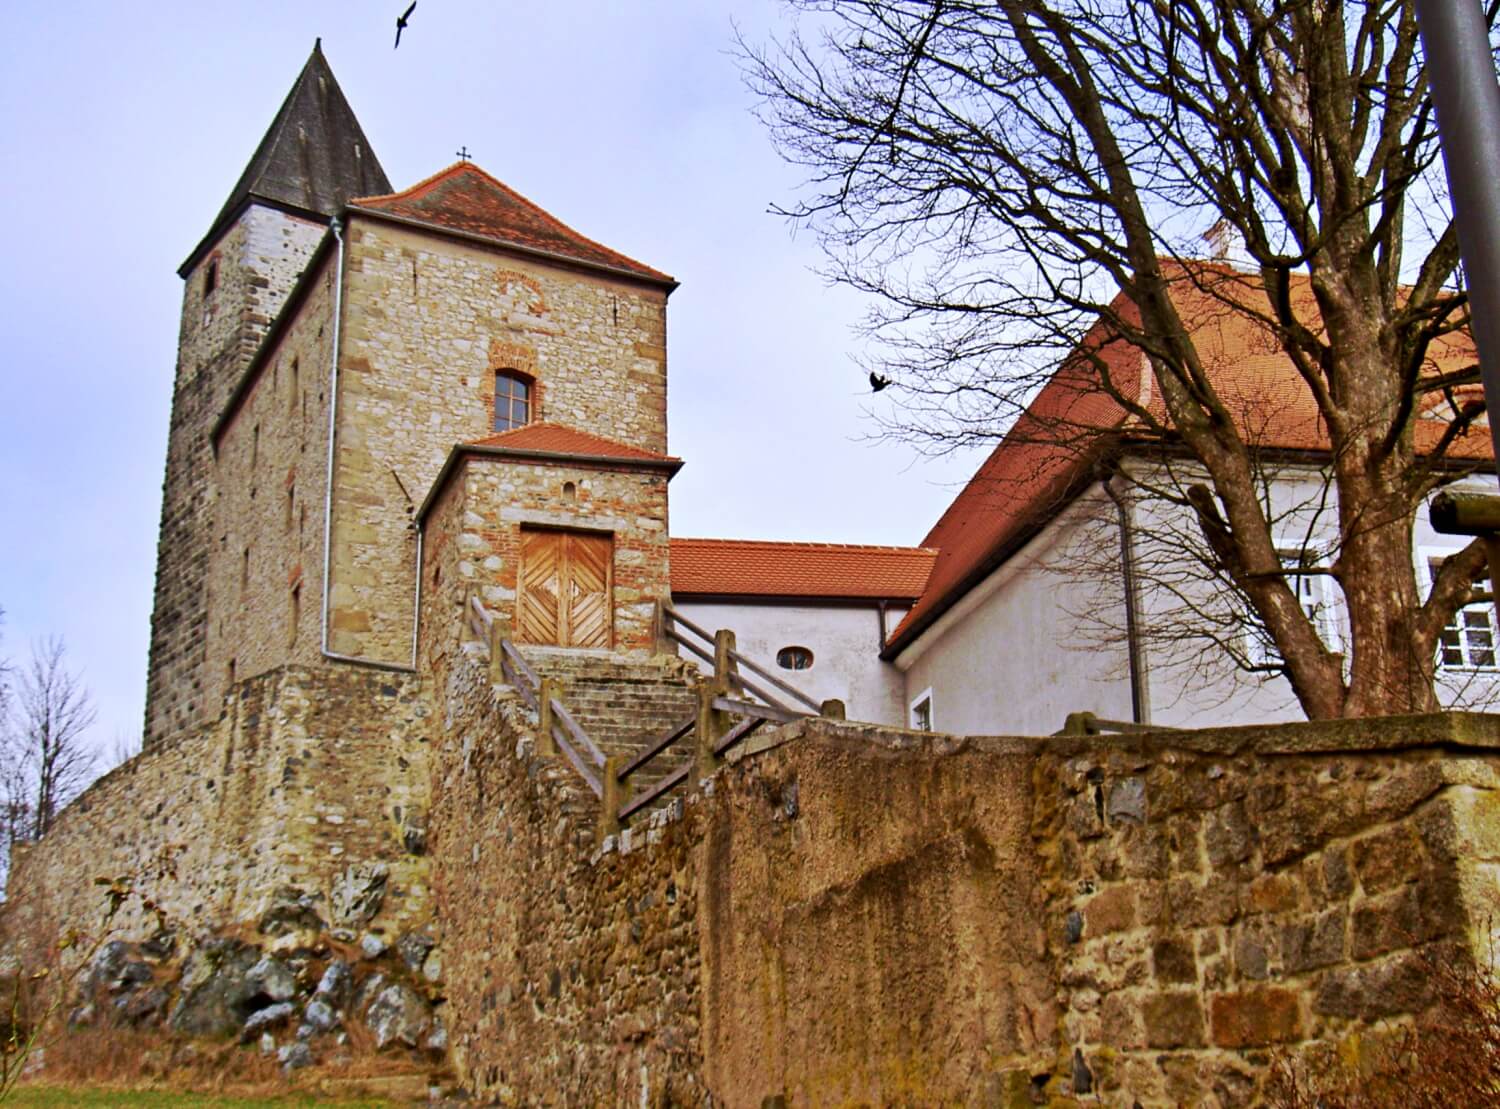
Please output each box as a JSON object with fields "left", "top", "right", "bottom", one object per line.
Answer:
{"left": 1104, "top": 476, "right": 1148, "bottom": 725}
{"left": 318, "top": 217, "right": 417, "bottom": 674}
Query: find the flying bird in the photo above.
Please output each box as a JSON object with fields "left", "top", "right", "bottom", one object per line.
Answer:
{"left": 869, "top": 372, "right": 891, "bottom": 393}
{"left": 394, "top": 1, "right": 417, "bottom": 49}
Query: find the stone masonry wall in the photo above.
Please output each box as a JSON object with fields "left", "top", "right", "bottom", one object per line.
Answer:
{"left": 426, "top": 456, "right": 671, "bottom": 657}
{"left": 432, "top": 652, "right": 707, "bottom": 1106}
{"left": 328, "top": 217, "right": 670, "bottom": 664}
{"left": 1035, "top": 715, "right": 1500, "bottom": 1106}
{"left": 146, "top": 206, "right": 327, "bottom": 748}
{"left": 8, "top": 665, "right": 434, "bottom": 955}
{"left": 428, "top": 642, "right": 1500, "bottom": 1107}
{"left": 206, "top": 253, "right": 337, "bottom": 705}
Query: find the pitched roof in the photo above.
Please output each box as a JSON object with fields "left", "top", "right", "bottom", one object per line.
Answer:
{"left": 883, "top": 263, "right": 1486, "bottom": 658}
{"left": 670, "top": 538, "right": 937, "bottom": 600}
{"left": 465, "top": 422, "right": 677, "bottom": 462}
{"left": 182, "top": 40, "right": 390, "bottom": 275}
{"left": 416, "top": 422, "right": 681, "bottom": 525}
{"left": 351, "top": 162, "right": 675, "bottom": 286}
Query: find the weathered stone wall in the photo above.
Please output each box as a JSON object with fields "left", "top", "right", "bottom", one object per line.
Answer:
{"left": 1035, "top": 715, "right": 1500, "bottom": 1105}
{"left": 328, "top": 216, "right": 671, "bottom": 664}
{"left": 429, "top": 644, "right": 1500, "bottom": 1107}
{"left": 431, "top": 654, "right": 707, "bottom": 1106}
{"left": 206, "top": 253, "right": 337, "bottom": 705}
{"left": 421, "top": 456, "right": 671, "bottom": 658}
{"left": 8, "top": 665, "right": 434, "bottom": 953}
{"left": 145, "top": 206, "right": 327, "bottom": 748}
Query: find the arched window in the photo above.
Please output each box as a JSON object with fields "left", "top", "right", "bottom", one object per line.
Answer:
{"left": 494, "top": 370, "right": 532, "bottom": 432}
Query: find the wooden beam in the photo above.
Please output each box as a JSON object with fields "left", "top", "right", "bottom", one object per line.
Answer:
{"left": 619, "top": 714, "right": 695, "bottom": 781}
{"left": 712, "top": 696, "right": 802, "bottom": 725}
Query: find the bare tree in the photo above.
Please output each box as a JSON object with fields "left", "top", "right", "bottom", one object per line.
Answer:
{"left": 5, "top": 638, "right": 97, "bottom": 843}
{"left": 744, "top": 0, "right": 1493, "bottom": 718}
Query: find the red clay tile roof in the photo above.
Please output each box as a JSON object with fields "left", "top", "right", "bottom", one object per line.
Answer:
{"left": 351, "top": 162, "right": 674, "bottom": 285}
{"left": 467, "top": 422, "right": 678, "bottom": 463}
{"left": 671, "top": 538, "right": 937, "bottom": 600}
{"left": 883, "top": 263, "right": 1486, "bottom": 658}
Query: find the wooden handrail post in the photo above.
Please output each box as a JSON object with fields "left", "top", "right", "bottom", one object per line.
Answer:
{"left": 713, "top": 629, "right": 742, "bottom": 695}
{"left": 653, "top": 597, "right": 675, "bottom": 657}
{"left": 488, "top": 622, "right": 504, "bottom": 684}
{"left": 819, "top": 698, "right": 846, "bottom": 720}
{"left": 599, "top": 755, "right": 624, "bottom": 843}
{"left": 538, "top": 677, "right": 559, "bottom": 757}
{"left": 695, "top": 683, "right": 726, "bottom": 780}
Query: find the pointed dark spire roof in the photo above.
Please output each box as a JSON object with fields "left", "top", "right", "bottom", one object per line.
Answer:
{"left": 180, "top": 40, "right": 391, "bottom": 275}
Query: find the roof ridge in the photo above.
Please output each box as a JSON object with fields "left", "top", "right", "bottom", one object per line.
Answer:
{"left": 349, "top": 160, "right": 673, "bottom": 284}
{"left": 674, "top": 537, "right": 936, "bottom": 554}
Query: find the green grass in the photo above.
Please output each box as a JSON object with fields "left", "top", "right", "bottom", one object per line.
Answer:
{"left": 7, "top": 1089, "right": 395, "bottom": 1108}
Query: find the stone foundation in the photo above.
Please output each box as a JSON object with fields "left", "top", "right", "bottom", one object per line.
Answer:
{"left": 6, "top": 664, "right": 435, "bottom": 955}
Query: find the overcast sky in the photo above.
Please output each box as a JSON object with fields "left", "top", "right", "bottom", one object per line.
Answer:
{"left": 0, "top": 1, "right": 981, "bottom": 758}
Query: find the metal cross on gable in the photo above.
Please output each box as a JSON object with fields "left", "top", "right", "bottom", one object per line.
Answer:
{"left": 456, "top": 146, "right": 471, "bottom": 162}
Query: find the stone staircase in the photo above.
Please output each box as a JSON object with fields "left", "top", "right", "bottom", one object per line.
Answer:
{"left": 521, "top": 650, "right": 703, "bottom": 802}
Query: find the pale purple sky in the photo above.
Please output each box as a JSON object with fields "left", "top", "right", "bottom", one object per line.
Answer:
{"left": 0, "top": 2, "right": 979, "bottom": 757}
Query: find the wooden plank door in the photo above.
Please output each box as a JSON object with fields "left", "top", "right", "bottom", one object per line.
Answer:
{"left": 565, "top": 532, "right": 612, "bottom": 649}
{"left": 516, "top": 528, "right": 612, "bottom": 648}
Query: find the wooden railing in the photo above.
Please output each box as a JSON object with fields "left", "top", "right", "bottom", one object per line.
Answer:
{"left": 657, "top": 600, "right": 827, "bottom": 716}
{"left": 467, "top": 595, "right": 842, "bottom": 845}
{"left": 468, "top": 596, "right": 607, "bottom": 796}
{"left": 1052, "top": 711, "right": 1180, "bottom": 737}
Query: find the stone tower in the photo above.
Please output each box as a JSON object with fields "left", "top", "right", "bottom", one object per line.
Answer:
{"left": 143, "top": 41, "right": 390, "bottom": 749}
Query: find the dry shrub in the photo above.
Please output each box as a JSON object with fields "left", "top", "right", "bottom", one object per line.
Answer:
{"left": 1266, "top": 940, "right": 1500, "bottom": 1107}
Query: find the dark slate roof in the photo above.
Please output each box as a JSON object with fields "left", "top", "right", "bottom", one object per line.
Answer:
{"left": 180, "top": 40, "right": 391, "bottom": 275}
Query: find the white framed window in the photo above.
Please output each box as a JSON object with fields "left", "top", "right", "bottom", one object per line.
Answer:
{"left": 1421, "top": 547, "right": 1497, "bottom": 671}
{"left": 1247, "top": 547, "right": 1341, "bottom": 666}
{"left": 909, "top": 688, "right": 934, "bottom": 732}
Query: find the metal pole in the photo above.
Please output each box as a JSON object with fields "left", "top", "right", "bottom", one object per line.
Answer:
{"left": 1414, "top": 0, "right": 1500, "bottom": 475}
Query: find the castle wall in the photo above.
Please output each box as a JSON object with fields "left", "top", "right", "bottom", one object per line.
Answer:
{"left": 429, "top": 641, "right": 1500, "bottom": 1106}
{"left": 205, "top": 253, "right": 337, "bottom": 703}
{"left": 327, "top": 217, "right": 670, "bottom": 664}
{"left": 7, "top": 666, "right": 434, "bottom": 951}
{"left": 421, "top": 456, "right": 672, "bottom": 658}
{"left": 145, "top": 206, "right": 328, "bottom": 747}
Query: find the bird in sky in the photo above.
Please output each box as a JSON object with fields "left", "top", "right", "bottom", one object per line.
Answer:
{"left": 869, "top": 372, "right": 891, "bottom": 393}
{"left": 394, "top": 1, "right": 417, "bottom": 49}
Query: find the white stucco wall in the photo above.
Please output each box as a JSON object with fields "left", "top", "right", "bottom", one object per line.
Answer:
{"left": 895, "top": 492, "right": 1138, "bottom": 737}
{"left": 893, "top": 463, "right": 1500, "bottom": 737}
{"left": 672, "top": 599, "right": 908, "bottom": 725}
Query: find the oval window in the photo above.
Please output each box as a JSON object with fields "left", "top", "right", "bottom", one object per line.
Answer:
{"left": 777, "top": 646, "right": 814, "bottom": 671}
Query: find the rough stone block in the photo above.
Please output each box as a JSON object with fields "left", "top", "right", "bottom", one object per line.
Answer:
{"left": 1142, "top": 991, "right": 1206, "bottom": 1049}
{"left": 1209, "top": 987, "right": 1302, "bottom": 1047}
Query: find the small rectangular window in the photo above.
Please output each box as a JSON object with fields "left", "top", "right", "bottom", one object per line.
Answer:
{"left": 1246, "top": 548, "right": 1340, "bottom": 666}
{"left": 910, "top": 688, "right": 934, "bottom": 732}
{"left": 285, "top": 484, "right": 295, "bottom": 532}
{"left": 203, "top": 257, "right": 219, "bottom": 297}
{"left": 289, "top": 583, "right": 301, "bottom": 646}
{"left": 1427, "top": 553, "right": 1498, "bottom": 670}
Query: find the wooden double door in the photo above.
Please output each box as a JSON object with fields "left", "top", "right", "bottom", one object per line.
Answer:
{"left": 516, "top": 527, "right": 613, "bottom": 648}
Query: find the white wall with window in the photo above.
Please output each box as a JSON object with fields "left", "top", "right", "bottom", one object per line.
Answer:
{"left": 671, "top": 598, "right": 910, "bottom": 725}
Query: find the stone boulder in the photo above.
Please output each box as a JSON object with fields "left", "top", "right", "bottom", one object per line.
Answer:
{"left": 365, "top": 982, "right": 430, "bottom": 1050}
{"left": 329, "top": 864, "right": 388, "bottom": 927}
{"left": 167, "top": 940, "right": 264, "bottom": 1038}
{"left": 257, "top": 886, "right": 326, "bottom": 937}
